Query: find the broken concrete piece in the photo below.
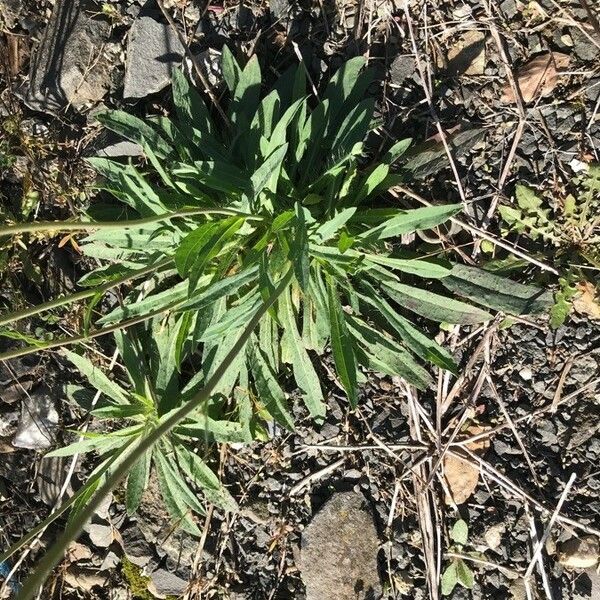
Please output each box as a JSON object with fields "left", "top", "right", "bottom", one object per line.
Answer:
{"left": 300, "top": 492, "right": 381, "bottom": 600}
{"left": 25, "top": 0, "right": 114, "bottom": 113}
{"left": 123, "top": 16, "right": 184, "bottom": 99}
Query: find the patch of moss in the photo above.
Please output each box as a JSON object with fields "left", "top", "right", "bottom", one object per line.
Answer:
{"left": 121, "top": 558, "right": 180, "bottom": 600}
{"left": 121, "top": 557, "right": 155, "bottom": 600}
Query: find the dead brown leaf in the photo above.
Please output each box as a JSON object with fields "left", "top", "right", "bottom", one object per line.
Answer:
{"left": 501, "top": 52, "right": 570, "bottom": 104}
{"left": 444, "top": 425, "right": 490, "bottom": 505}
{"left": 572, "top": 281, "right": 600, "bottom": 320}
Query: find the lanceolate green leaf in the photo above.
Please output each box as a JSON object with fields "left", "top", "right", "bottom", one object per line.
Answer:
{"left": 154, "top": 447, "right": 202, "bottom": 535}
{"left": 279, "top": 287, "right": 326, "bottom": 421}
{"left": 314, "top": 208, "right": 356, "bottom": 243}
{"left": 175, "top": 218, "right": 242, "bottom": 281}
{"left": 441, "top": 263, "right": 553, "bottom": 315}
{"left": 360, "top": 204, "right": 462, "bottom": 241}
{"left": 251, "top": 143, "right": 288, "bottom": 201}
{"left": 248, "top": 340, "right": 295, "bottom": 431}
{"left": 358, "top": 282, "right": 457, "bottom": 374}
{"left": 221, "top": 45, "right": 242, "bottom": 92}
{"left": 177, "top": 266, "right": 259, "bottom": 312}
{"left": 347, "top": 316, "right": 432, "bottom": 389}
{"left": 175, "top": 443, "right": 237, "bottom": 512}
{"left": 381, "top": 279, "right": 493, "bottom": 325}
{"left": 171, "top": 69, "right": 213, "bottom": 138}
{"left": 290, "top": 204, "right": 310, "bottom": 290}
{"left": 383, "top": 138, "right": 412, "bottom": 165}
{"left": 95, "top": 109, "right": 173, "bottom": 158}
{"left": 62, "top": 349, "right": 129, "bottom": 404}
{"left": 126, "top": 448, "right": 151, "bottom": 515}
{"left": 363, "top": 254, "right": 452, "bottom": 279}
{"left": 97, "top": 280, "right": 190, "bottom": 324}
{"left": 327, "top": 277, "right": 358, "bottom": 407}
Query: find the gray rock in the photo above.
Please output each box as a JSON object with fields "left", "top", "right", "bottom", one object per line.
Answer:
{"left": 300, "top": 492, "right": 381, "bottom": 600}
{"left": 0, "top": 0, "right": 22, "bottom": 28}
{"left": 135, "top": 473, "right": 197, "bottom": 571}
{"left": 88, "top": 523, "right": 113, "bottom": 548}
{"left": 37, "top": 455, "right": 73, "bottom": 504}
{"left": 447, "top": 31, "right": 486, "bottom": 76}
{"left": 12, "top": 392, "right": 59, "bottom": 449}
{"left": 25, "top": 0, "right": 115, "bottom": 113}
{"left": 499, "top": 0, "right": 517, "bottom": 18}
{"left": 123, "top": 16, "right": 184, "bottom": 99}
{"left": 148, "top": 568, "right": 188, "bottom": 597}
{"left": 96, "top": 139, "right": 143, "bottom": 157}
{"left": 0, "top": 410, "right": 19, "bottom": 437}
{"left": 390, "top": 55, "right": 417, "bottom": 87}
{"left": 188, "top": 49, "right": 221, "bottom": 87}
{"left": 589, "top": 567, "right": 600, "bottom": 599}
{"left": 269, "top": 0, "right": 291, "bottom": 22}
{"left": 571, "top": 28, "right": 600, "bottom": 62}
{"left": 100, "top": 550, "right": 120, "bottom": 571}
{"left": 120, "top": 525, "right": 154, "bottom": 567}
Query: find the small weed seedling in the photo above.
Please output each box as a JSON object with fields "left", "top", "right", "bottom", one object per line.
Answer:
{"left": 442, "top": 519, "right": 475, "bottom": 596}
{"left": 499, "top": 168, "right": 600, "bottom": 327}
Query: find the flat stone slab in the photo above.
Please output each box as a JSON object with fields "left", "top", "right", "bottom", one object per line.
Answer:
{"left": 300, "top": 492, "right": 381, "bottom": 600}
{"left": 123, "top": 16, "right": 184, "bottom": 100}
{"left": 25, "top": 0, "right": 113, "bottom": 113}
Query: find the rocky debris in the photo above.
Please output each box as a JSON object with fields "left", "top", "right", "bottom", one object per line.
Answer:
{"left": 148, "top": 568, "right": 188, "bottom": 597}
{"left": 390, "top": 55, "right": 417, "bottom": 87}
{"left": 12, "top": 391, "right": 59, "bottom": 449}
{"left": 558, "top": 536, "right": 600, "bottom": 569}
{"left": 87, "top": 523, "right": 113, "bottom": 548}
{"left": 123, "top": 15, "right": 184, "bottom": 100}
{"left": 25, "top": 0, "right": 115, "bottom": 113}
{"left": 63, "top": 566, "right": 108, "bottom": 592}
{"left": 518, "top": 366, "right": 533, "bottom": 381}
{"left": 100, "top": 551, "right": 120, "bottom": 571}
{"left": 300, "top": 492, "right": 381, "bottom": 600}
{"left": 571, "top": 28, "right": 600, "bottom": 62}
{"left": 589, "top": 568, "right": 600, "bottom": 599}
{"left": 483, "top": 523, "right": 505, "bottom": 551}
{"left": 447, "top": 30, "right": 487, "bottom": 76}
{"left": 120, "top": 525, "right": 154, "bottom": 568}
{"left": 269, "top": 0, "right": 291, "bottom": 23}
{"left": 188, "top": 49, "right": 221, "bottom": 87}
{"left": 0, "top": 0, "right": 22, "bottom": 28}
{"left": 0, "top": 410, "right": 18, "bottom": 437}
{"left": 36, "top": 455, "right": 72, "bottom": 504}
{"left": 95, "top": 138, "right": 143, "bottom": 158}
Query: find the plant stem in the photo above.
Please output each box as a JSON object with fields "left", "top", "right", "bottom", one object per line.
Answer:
{"left": 14, "top": 267, "right": 294, "bottom": 600}
{"left": 0, "top": 297, "right": 185, "bottom": 362}
{"left": 0, "top": 258, "right": 173, "bottom": 327}
{"left": 0, "top": 208, "right": 262, "bottom": 237}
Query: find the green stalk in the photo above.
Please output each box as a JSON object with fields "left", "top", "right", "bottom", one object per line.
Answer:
{"left": 0, "top": 257, "right": 173, "bottom": 327}
{"left": 0, "top": 208, "right": 263, "bottom": 237}
{"left": 0, "top": 297, "right": 185, "bottom": 362}
{"left": 15, "top": 267, "right": 294, "bottom": 600}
